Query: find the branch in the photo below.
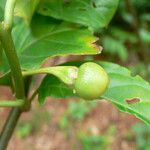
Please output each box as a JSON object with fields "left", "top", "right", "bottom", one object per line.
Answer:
{"left": 0, "top": 23, "right": 25, "bottom": 100}
{"left": 0, "top": 25, "right": 25, "bottom": 149}
{"left": 0, "top": 42, "right": 3, "bottom": 64}
{"left": 0, "top": 100, "right": 24, "bottom": 107}
{"left": 4, "top": 0, "right": 17, "bottom": 30}
{"left": 0, "top": 108, "right": 22, "bottom": 150}
{"left": 0, "top": 0, "right": 26, "bottom": 148}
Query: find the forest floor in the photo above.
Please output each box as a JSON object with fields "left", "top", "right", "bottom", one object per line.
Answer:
{"left": 0, "top": 86, "right": 140, "bottom": 150}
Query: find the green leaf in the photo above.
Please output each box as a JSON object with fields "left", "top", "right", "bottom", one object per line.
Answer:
{"left": 0, "top": 72, "right": 11, "bottom": 86}
{"left": 0, "top": 0, "right": 5, "bottom": 21}
{"left": 139, "top": 28, "right": 150, "bottom": 43}
{"left": 14, "top": 0, "right": 40, "bottom": 24}
{"left": 38, "top": 75, "right": 75, "bottom": 104}
{"left": 0, "top": 55, "right": 9, "bottom": 75}
{"left": 0, "top": 0, "right": 5, "bottom": 9}
{"left": 0, "top": 41, "right": 9, "bottom": 74}
{"left": 0, "top": 39, "right": 9, "bottom": 75}
{"left": 11, "top": 15, "right": 100, "bottom": 70}
{"left": 0, "top": 0, "right": 39, "bottom": 23}
{"left": 141, "top": 13, "right": 150, "bottom": 22}
{"left": 23, "top": 66, "right": 78, "bottom": 85}
{"left": 0, "top": 42, "right": 3, "bottom": 65}
{"left": 110, "top": 27, "right": 138, "bottom": 43}
{"left": 38, "top": 61, "right": 150, "bottom": 124}
{"left": 102, "top": 36, "right": 128, "bottom": 62}
{"left": 98, "top": 62, "right": 150, "bottom": 124}
{"left": 37, "top": 0, "right": 119, "bottom": 31}
{"left": 0, "top": 7, "right": 3, "bottom": 21}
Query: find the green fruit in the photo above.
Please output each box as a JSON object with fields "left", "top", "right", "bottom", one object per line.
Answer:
{"left": 74, "top": 62, "right": 109, "bottom": 100}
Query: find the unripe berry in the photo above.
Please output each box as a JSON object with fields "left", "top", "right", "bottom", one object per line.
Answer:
{"left": 74, "top": 62, "right": 109, "bottom": 100}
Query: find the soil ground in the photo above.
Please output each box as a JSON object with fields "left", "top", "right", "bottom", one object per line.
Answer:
{"left": 0, "top": 86, "right": 139, "bottom": 150}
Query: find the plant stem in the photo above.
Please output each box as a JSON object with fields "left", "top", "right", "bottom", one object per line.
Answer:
{"left": 0, "top": 42, "right": 3, "bottom": 64}
{"left": 29, "top": 89, "right": 38, "bottom": 102}
{"left": 0, "top": 2, "right": 26, "bottom": 147}
{"left": 0, "top": 23, "right": 25, "bottom": 99}
{"left": 0, "top": 109, "right": 22, "bottom": 150}
{"left": 0, "top": 0, "right": 27, "bottom": 149}
{"left": 0, "top": 100, "right": 24, "bottom": 107}
{"left": 0, "top": 25, "right": 25, "bottom": 148}
{"left": 4, "top": 0, "right": 17, "bottom": 30}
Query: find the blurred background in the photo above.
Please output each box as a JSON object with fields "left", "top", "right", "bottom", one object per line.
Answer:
{"left": 0, "top": 0, "right": 150, "bottom": 149}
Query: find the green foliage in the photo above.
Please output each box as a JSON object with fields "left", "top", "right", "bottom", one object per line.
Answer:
{"left": 0, "top": 42, "right": 3, "bottom": 64}
{"left": 0, "top": 72, "right": 11, "bottom": 86}
{"left": 38, "top": 75, "right": 75, "bottom": 104}
{"left": 110, "top": 28, "right": 138, "bottom": 43}
{"left": 37, "top": 0, "right": 119, "bottom": 31}
{"left": 0, "top": 14, "right": 100, "bottom": 72}
{"left": 0, "top": 0, "right": 5, "bottom": 6}
{"left": 0, "top": 0, "right": 5, "bottom": 21}
{"left": 0, "top": 0, "right": 149, "bottom": 131}
{"left": 16, "top": 123, "right": 32, "bottom": 138}
{"left": 68, "top": 100, "right": 97, "bottom": 120}
{"left": 14, "top": 0, "right": 40, "bottom": 24}
{"left": 77, "top": 126, "right": 116, "bottom": 150}
{"left": 100, "top": 0, "right": 150, "bottom": 69}
{"left": 0, "top": 8, "right": 3, "bottom": 21}
{"left": 139, "top": 28, "right": 150, "bottom": 44}
{"left": 101, "top": 27, "right": 139, "bottom": 62}
{"left": 129, "top": 63, "right": 147, "bottom": 78}
{"left": 0, "top": 0, "right": 39, "bottom": 23}
{"left": 100, "top": 62, "right": 150, "bottom": 124}
{"left": 77, "top": 133, "right": 109, "bottom": 150}
{"left": 102, "top": 36, "right": 128, "bottom": 62}
{"left": 132, "top": 123, "right": 150, "bottom": 150}
{"left": 0, "top": 0, "right": 122, "bottom": 74}
{"left": 0, "top": 1, "right": 150, "bottom": 149}
{"left": 39, "top": 61, "right": 150, "bottom": 124}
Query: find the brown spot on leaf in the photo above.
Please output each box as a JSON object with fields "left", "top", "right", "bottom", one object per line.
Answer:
{"left": 126, "top": 98, "right": 140, "bottom": 105}
{"left": 92, "top": 39, "right": 103, "bottom": 54}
